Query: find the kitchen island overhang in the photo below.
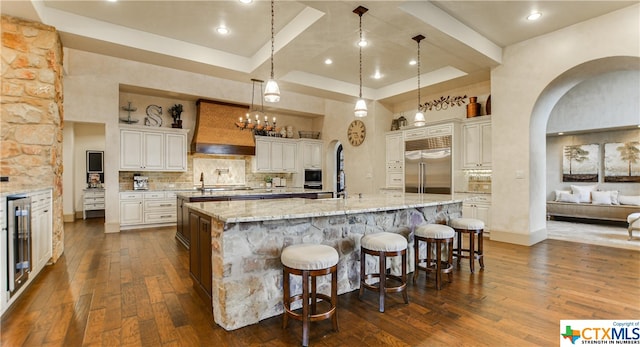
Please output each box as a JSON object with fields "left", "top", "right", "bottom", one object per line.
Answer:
{"left": 185, "top": 193, "right": 463, "bottom": 330}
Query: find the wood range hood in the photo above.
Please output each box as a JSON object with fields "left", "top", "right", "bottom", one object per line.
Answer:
{"left": 192, "top": 99, "right": 255, "bottom": 155}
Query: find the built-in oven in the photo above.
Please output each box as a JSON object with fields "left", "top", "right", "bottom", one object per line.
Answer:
{"left": 304, "top": 169, "right": 322, "bottom": 189}
{"left": 6, "top": 195, "right": 31, "bottom": 297}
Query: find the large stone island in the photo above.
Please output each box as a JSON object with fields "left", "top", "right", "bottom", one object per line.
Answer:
{"left": 185, "top": 192, "right": 462, "bottom": 330}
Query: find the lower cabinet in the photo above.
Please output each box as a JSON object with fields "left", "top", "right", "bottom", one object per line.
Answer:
{"left": 189, "top": 210, "right": 212, "bottom": 304}
{"left": 462, "top": 194, "right": 491, "bottom": 231}
{"left": 120, "top": 191, "right": 177, "bottom": 229}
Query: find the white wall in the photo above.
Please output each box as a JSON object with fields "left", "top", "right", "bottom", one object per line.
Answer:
{"left": 62, "top": 123, "right": 75, "bottom": 221}
{"left": 547, "top": 70, "right": 640, "bottom": 134}
{"left": 491, "top": 4, "right": 640, "bottom": 245}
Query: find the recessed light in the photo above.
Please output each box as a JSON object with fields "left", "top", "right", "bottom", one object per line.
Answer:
{"left": 107, "top": 0, "right": 117, "bottom": 2}
{"left": 239, "top": 0, "right": 252, "bottom": 4}
{"left": 373, "top": 71, "right": 382, "bottom": 79}
{"left": 358, "top": 39, "right": 368, "bottom": 47}
{"left": 216, "top": 26, "right": 229, "bottom": 35}
{"left": 558, "top": 132, "right": 564, "bottom": 136}
{"left": 527, "top": 12, "right": 542, "bottom": 21}
{"left": 409, "top": 60, "right": 417, "bottom": 66}
{"left": 324, "top": 58, "right": 333, "bottom": 65}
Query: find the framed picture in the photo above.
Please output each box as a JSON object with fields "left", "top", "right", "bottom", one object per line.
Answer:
{"left": 604, "top": 141, "right": 640, "bottom": 182}
{"left": 562, "top": 144, "right": 599, "bottom": 182}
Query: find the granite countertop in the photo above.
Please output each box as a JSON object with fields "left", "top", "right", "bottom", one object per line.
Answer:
{"left": 175, "top": 187, "right": 332, "bottom": 198}
{"left": 185, "top": 193, "right": 462, "bottom": 223}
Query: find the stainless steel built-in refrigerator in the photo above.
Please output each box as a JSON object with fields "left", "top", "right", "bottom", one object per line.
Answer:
{"left": 404, "top": 136, "right": 452, "bottom": 194}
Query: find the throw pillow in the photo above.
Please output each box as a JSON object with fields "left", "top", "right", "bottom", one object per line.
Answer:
{"left": 591, "top": 191, "right": 612, "bottom": 205}
{"left": 557, "top": 192, "right": 580, "bottom": 203}
{"left": 619, "top": 195, "right": 640, "bottom": 206}
{"left": 554, "top": 190, "right": 571, "bottom": 202}
{"left": 610, "top": 190, "right": 620, "bottom": 205}
{"left": 571, "top": 184, "right": 597, "bottom": 203}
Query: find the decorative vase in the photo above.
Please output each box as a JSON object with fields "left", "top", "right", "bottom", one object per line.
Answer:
{"left": 172, "top": 119, "right": 183, "bottom": 128}
{"left": 486, "top": 95, "right": 491, "bottom": 115}
{"left": 466, "top": 96, "right": 480, "bottom": 118}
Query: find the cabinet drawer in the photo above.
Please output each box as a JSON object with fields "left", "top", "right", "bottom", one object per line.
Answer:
{"left": 404, "top": 128, "right": 426, "bottom": 140}
{"left": 84, "top": 197, "right": 105, "bottom": 204}
{"left": 144, "top": 211, "right": 177, "bottom": 224}
{"left": 120, "top": 192, "right": 143, "bottom": 200}
{"left": 84, "top": 203, "right": 105, "bottom": 210}
{"left": 426, "top": 124, "right": 452, "bottom": 136}
{"left": 165, "top": 191, "right": 177, "bottom": 199}
{"left": 143, "top": 192, "right": 166, "bottom": 199}
{"left": 144, "top": 199, "right": 176, "bottom": 210}
{"left": 84, "top": 190, "right": 105, "bottom": 198}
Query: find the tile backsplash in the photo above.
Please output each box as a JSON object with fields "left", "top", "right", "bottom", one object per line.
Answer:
{"left": 119, "top": 153, "right": 296, "bottom": 190}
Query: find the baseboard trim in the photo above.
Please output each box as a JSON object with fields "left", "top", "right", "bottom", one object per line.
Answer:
{"left": 63, "top": 214, "right": 75, "bottom": 222}
{"left": 490, "top": 227, "right": 547, "bottom": 246}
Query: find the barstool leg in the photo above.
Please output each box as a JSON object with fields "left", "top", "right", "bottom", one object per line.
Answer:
{"left": 359, "top": 251, "right": 365, "bottom": 299}
{"left": 413, "top": 238, "right": 420, "bottom": 283}
{"left": 426, "top": 240, "right": 432, "bottom": 280}
{"left": 401, "top": 251, "right": 408, "bottom": 304}
{"left": 331, "top": 268, "right": 339, "bottom": 331}
{"left": 302, "top": 270, "right": 310, "bottom": 347}
{"left": 468, "top": 230, "right": 475, "bottom": 273}
{"left": 379, "top": 251, "right": 386, "bottom": 313}
{"left": 478, "top": 230, "right": 485, "bottom": 269}
{"left": 311, "top": 275, "right": 317, "bottom": 315}
{"left": 447, "top": 238, "right": 454, "bottom": 283}
{"left": 283, "top": 269, "right": 289, "bottom": 329}
{"left": 435, "top": 240, "right": 442, "bottom": 290}
{"left": 456, "top": 231, "right": 462, "bottom": 268}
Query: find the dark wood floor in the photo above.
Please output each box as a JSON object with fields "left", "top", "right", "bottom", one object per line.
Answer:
{"left": 2, "top": 218, "right": 639, "bottom": 346}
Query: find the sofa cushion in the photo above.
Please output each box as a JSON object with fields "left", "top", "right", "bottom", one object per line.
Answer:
{"left": 619, "top": 195, "right": 640, "bottom": 206}
{"left": 554, "top": 190, "right": 571, "bottom": 201}
{"left": 557, "top": 191, "right": 580, "bottom": 203}
{"left": 571, "top": 184, "right": 597, "bottom": 203}
{"left": 591, "top": 191, "right": 613, "bottom": 205}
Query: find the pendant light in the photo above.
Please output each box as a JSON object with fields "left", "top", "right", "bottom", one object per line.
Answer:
{"left": 413, "top": 34, "right": 426, "bottom": 126}
{"left": 353, "top": 6, "right": 368, "bottom": 118}
{"left": 264, "top": 0, "right": 280, "bottom": 103}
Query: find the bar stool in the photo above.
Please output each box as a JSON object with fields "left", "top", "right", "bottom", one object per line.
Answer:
{"left": 450, "top": 218, "right": 485, "bottom": 273}
{"left": 413, "top": 224, "right": 455, "bottom": 290}
{"left": 359, "top": 231, "right": 408, "bottom": 312}
{"left": 281, "top": 244, "right": 339, "bottom": 347}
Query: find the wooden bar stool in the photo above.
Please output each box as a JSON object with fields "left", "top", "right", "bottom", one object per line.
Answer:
{"left": 281, "top": 244, "right": 339, "bottom": 347}
{"left": 413, "top": 224, "right": 455, "bottom": 290}
{"left": 359, "top": 231, "right": 408, "bottom": 312}
{"left": 450, "top": 218, "right": 485, "bottom": 273}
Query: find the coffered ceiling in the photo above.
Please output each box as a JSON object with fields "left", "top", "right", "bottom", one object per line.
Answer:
{"left": 2, "top": 1, "right": 635, "bottom": 105}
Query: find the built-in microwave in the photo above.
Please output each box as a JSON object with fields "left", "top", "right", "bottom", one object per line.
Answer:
{"left": 304, "top": 169, "right": 322, "bottom": 189}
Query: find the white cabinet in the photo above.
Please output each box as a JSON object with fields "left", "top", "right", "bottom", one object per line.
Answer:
{"left": 83, "top": 189, "right": 105, "bottom": 219}
{"left": 462, "top": 194, "right": 491, "bottom": 231}
{"left": 30, "top": 189, "right": 52, "bottom": 274}
{"left": 120, "top": 126, "right": 188, "bottom": 172}
{"left": 120, "top": 191, "right": 177, "bottom": 229}
{"left": 253, "top": 137, "right": 297, "bottom": 173}
{"left": 119, "top": 192, "right": 144, "bottom": 226}
{"left": 300, "top": 139, "right": 322, "bottom": 169}
{"left": 462, "top": 120, "right": 491, "bottom": 169}
{"left": 0, "top": 196, "right": 5, "bottom": 314}
{"left": 165, "top": 133, "right": 187, "bottom": 171}
{"left": 385, "top": 132, "right": 404, "bottom": 188}
{"left": 143, "top": 191, "right": 177, "bottom": 224}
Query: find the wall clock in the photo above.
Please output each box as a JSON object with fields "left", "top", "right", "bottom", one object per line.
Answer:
{"left": 347, "top": 120, "right": 366, "bottom": 146}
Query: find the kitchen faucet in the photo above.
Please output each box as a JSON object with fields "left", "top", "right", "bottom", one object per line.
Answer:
{"left": 200, "top": 172, "right": 205, "bottom": 190}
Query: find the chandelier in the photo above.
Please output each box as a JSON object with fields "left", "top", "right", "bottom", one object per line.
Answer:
{"left": 237, "top": 79, "right": 277, "bottom": 136}
{"left": 264, "top": 0, "right": 280, "bottom": 103}
{"left": 353, "top": 6, "right": 368, "bottom": 118}
{"left": 413, "top": 34, "right": 426, "bottom": 127}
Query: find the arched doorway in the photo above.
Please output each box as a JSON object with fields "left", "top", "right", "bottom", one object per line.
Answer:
{"left": 528, "top": 56, "right": 640, "bottom": 235}
{"left": 326, "top": 140, "right": 344, "bottom": 198}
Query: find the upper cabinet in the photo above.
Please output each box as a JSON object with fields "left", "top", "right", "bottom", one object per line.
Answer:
{"left": 253, "top": 137, "right": 297, "bottom": 173}
{"left": 120, "top": 126, "right": 188, "bottom": 172}
{"left": 462, "top": 119, "right": 491, "bottom": 169}
{"left": 300, "top": 139, "right": 322, "bottom": 169}
{"left": 385, "top": 132, "right": 404, "bottom": 188}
